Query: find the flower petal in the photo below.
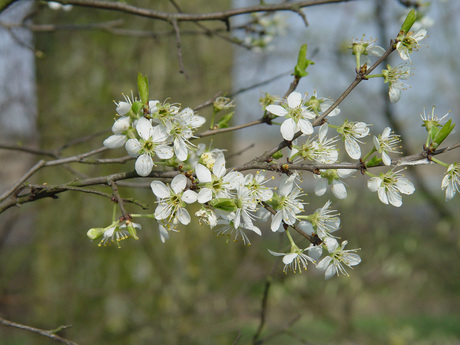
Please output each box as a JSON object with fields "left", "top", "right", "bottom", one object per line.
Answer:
{"left": 135, "top": 154, "right": 153, "bottom": 176}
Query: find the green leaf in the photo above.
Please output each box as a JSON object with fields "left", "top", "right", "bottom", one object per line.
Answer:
{"left": 216, "top": 112, "right": 234, "bottom": 129}
{"left": 209, "top": 198, "right": 237, "bottom": 212}
{"left": 131, "top": 101, "right": 144, "bottom": 116}
{"left": 293, "top": 44, "right": 314, "bottom": 78}
{"left": 366, "top": 156, "right": 382, "bottom": 168}
{"left": 432, "top": 119, "right": 455, "bottom": 149}
{"left": 272, "top": 150, "right": 283, "bottom": 159}
{"left": 400, "top": 9, "right": 417, "bottom": 34}
{"left": 137, "top": 73, "right": 149, "bottom": 105}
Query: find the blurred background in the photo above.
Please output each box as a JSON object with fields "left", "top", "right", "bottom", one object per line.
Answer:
{"left": 0, "top": 0, "right": 459, "bottom": 344}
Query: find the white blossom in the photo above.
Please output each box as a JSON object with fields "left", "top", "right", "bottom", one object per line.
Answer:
{"left": 151, "top": 174, "right": 198, "bottom": 225}
{"left": 268, "top": 245, "right": 321, "bottom": 273}
{"left": 373, "top": 127, "right": 401, "bottom": 166}
{"left": 271, "top": 174, "right": 304, "bottom": 231}
{"left": 367, "top": 169, "right": 415, "bottom": 207}
{"left": 317, "top": 238, "right": 361, "bottom": 279}
{"left": 396, "top": 29, "right": 427, "bottom": 61}
{"left": 195, "top": 155, "right": 243, "bottom": 203}
{"left": 383, "top": 64, "right": 411, "bottom": 103}
{"left": 125, "top": 117, "right": 173, "bottom": 176}
{"left": 338, "top": 120, "right": 370, "bottom": 160}
{"left": 266, "top": 91, "right": 315, "bottom": 141}
{"left": 441, "top": 162, "right": 460, "bottom": 201}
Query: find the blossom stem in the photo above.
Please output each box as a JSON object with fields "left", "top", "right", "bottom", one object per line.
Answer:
{"left": 362, "top": 147, "right": 377, "bottom": 162}
{"left": 285, "top": 228, "right": 296, "bottom": 247}
{"left": 431, "top": 157, "right": 449, "bottom": 168}
{"left": 209, "top": 110, "right": 217, "bottom": 129}
{"left": 365, "top": 73, "right": 384, "bottom": 79}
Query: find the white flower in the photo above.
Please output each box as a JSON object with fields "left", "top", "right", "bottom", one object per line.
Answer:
{"left": 125, "top": 117, "right": 174, "bottom": 176}
{"left": 215, "top": 218, "right": 261, "bottom": 246}
{"left": 195, "top": 155, "right": 243, "bottom": 203}
{"left": 337, "top": 120, "right": 370, "bottom": 160}
{"left": 195, "top": 207, "right": 218, "bottom": 228}
{"left": 298, "top": 200, "right": 340, "bottom": 240}
{"left": 304, "top": 91, "right": 340, "bottom": 117}
{"left": 441, "top": 162, "right": 460, "bottom": 201}
{"left": 268, "top": 244, "right": 321, "bottom": 273}
{"left": 317, "top": 238, "right": 361, "bottom": 280}
{"left": 167, "top": 108, "right": 206, "bottom": 161}
{"left": 350, "top": 36, "right": 385, "bottom": 67}
{"left": 373, "top": 127, "right": 401, "bottom": 166}
{"left": 89, "top": 220, "right": 141, "bottom": 248}
{"left": 314, "top": 169, "right": 354, "bottom": 200}
{"left": 396, "top": 29, "right": 427, "bottom": 61}
{"left": 150, "top": 174, "right": 198, "bottom": 225}
{"left": 290, "top": 124, "right": 338, "bottom": 164}
{"left": 103, "top": 116, "right": 132, "bottom": 149}
{"left": 367, "top": 169, "right": 415, "bottom": 207}
{"left": 271, "top": 174, "right": 304, "bottom": 231}
{"left": 230, "top": 185, "right": 259, "bottom": 229}
{"left": 266, "top": 91, "right": 315, "bottom": 141}
{"left": 243, "top": 171, "right": 274, "bottom": 202}
{"left": 383, "top": 64, "right": 411, "bottom": 103}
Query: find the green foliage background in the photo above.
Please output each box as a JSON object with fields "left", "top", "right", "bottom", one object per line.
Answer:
{"left": 1, "top": 1, "right": 460, "bottom": 345}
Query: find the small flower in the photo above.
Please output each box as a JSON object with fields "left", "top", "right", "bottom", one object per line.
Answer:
{"left": 337, "top": 120, "right": 370, "bottom": 160}
{"left": 350, "top": 36, "right": 385, "bottom": 67}
{"left": 213, "top": 97, "right": 235, "bottom": 112}
{"left": 373, "top": 127, "right": 401, "bottom": 166}
{"left": 382, "top": 64, "right": 411, "bottom": 103}
{"left": 313, "top": 169, "right": 354, "bottom": 200}
{"left": 317, "top": 238, "right": 361, "bottom": 279}
{"left": 298, "top": 200, "right": 341, "bottom": 240}
{"left": 195, "top": 155, "right": 243, "bottom": 203}
{"left": 266, "top": 91, "right": 315, "bottom": 141}
{"left": 125, "top": 117, "right": 174, "bottom": 176}
{"left": 243, "top": 171, "right": 274, "bottom": 202}
{"left": 368, "top": 169, "right": 415, "bottom": 207}
{"left": 88, "top": 220, "right": 141, "bottom": 248}
{"left": 304, "top": 91, "right": 340, "bottom": 117}
{"left": 215, "top": 218, "right": 261, "bottom": 246}
{"left": 396, "top": 29, "right": 427, "bottom": 61}
{"left": 421, "top": 106, "right": 449, "bottom": 132}
{"left": 150, "top": 174, "right": 198, "bottom": 225}
{"left": 290, "top": 124, "right": 339, "bottom": 164}
{"left": 441, "top": 162, "right": 460, "bottom": 201}
{"left": 270, "top": 174, "right": 304, "bottom": 231}
{"left": 195, "top": 207, "right": 218, "bottom": 228}
{"left": 103, "top": 116, "right": 132, "bottom": 149}
{"left": 268, "top": 244, "right": 321, "bottom": 273}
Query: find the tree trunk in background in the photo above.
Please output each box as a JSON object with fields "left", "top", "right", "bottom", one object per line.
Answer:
{"left": 0, "top": 1, "right": 37, "bottom": 247}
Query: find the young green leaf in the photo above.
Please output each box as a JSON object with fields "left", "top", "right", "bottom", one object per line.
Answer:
{"left": 137, "top": 73, "right": 149, "bottom": 105}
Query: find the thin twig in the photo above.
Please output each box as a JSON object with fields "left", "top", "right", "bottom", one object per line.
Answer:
{"left": 170, "top": 18, "right": 188, "bottom": 78}
{"left": 0, "top": 317, "right": 79, "bottom": 345}
{"left": 0, "top": 160, "right": 46, "bottom": 202}
{"left": 50, "top": 0, "right": 358, "bottom": 22}
{"left": 109, "top": 180, "right": 129, "bottom": 216}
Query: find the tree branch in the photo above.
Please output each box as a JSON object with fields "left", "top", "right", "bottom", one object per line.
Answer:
{"left": 49, "top": 0, "right": 357, "bottom": 22}
{"left": 0, "top": 317, "right": 79, "bottom": 345}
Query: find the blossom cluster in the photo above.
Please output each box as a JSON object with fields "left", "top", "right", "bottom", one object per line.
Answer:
{"left": 89, "top": 12, "right": 460, "bottom": 281}
{"left": 103, "top": 94, "right": 206, "bottom": 176}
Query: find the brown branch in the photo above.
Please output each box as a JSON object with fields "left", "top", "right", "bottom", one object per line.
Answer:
{"left": 50, "top": 0, "right": 357, "bottom": 22}
{"left": 109, "top": 180, "right": 129, "bottom": 216}
{"left": 0, "top": 160, "right": 46, "bottom": 202}
{"left": 0, "top": 317, "right": 79, "bottom": 345}
{"left": 170, "top": 18, "right": 188, "bottom": 78}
